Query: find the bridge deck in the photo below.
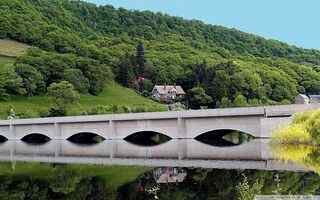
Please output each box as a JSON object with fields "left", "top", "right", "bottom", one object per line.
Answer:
{"left": 0, "top": 104, "right": 319, "bottom": 125}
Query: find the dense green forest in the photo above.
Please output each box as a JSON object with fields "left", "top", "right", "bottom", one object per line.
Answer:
{"left": 1, "top": 0, "right": 320, "bottom": 115}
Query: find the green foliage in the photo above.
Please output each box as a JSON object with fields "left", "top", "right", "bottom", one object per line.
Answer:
{"left": 272, "top": 109, "right": 320, "bottom": 145}
{"left": 1, "top": 0, "right": 320, "bottom": 112}
{"left": 218, "top": 97, "right": 232, "bottom": 108}
{"left": 0, "top": 64, "right": 25, "bottom": 100}
{"left": 0, "top": 163, "right": 150, "bottom": 200}
{"left": 233, "top": 94, "right": 248, "bottom": 107}
{"left": 236, "top": 174, "right": 263, "bottom": 200}
{"left": 187, "top": 87, "right": 213, "bottom": 109}
{"left": 50, "top": 168, "right": 82, "bottom": 194}
{"left": 15, "top": 63, "right": 44, "bottom": 96}
{"left": 63, "top": 68, "right": 90, "bottom": 93}
{"left": 47, "top": 81, "right": 80, "bottom": 112}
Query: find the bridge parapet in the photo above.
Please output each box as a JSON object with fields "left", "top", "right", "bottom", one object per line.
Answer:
{"left": 265, "top": 104, "right": 320, "bottom": 117}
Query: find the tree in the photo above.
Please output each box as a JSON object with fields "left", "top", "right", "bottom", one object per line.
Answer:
{"left": 187, "top": 87, "right": 213, "bottom": 109}
{"left": 76, "top": 58, "right": 113, "bottom": 95}
{"left": 15, "top": 64, "right": 45, "bottom": 96}
{"left": 233, "top": 94, "right": 248, "bottom": 107}
{"left": 47, "top": 81, "right": 80, "bottom": 113}
{"left": 219, "top": 97, "right": 232, "bottom": 108}
{"left": 63, "top": 68, "right": 90, "bottom": 93}
{"left": 117, "top": 55, "right": 134, "bottom": 87}
{"left": 136, "top": 42, "right": 145, "bottom": 76}
{"left": 0, "top": 65, "right": 25, "bottom": 100}
{"left": 194, "top": 60, "right": 208, "bottom": 85}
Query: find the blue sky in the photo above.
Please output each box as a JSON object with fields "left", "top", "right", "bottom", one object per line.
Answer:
{"left": 87, "top": 0, "right": 319, "bottom": 49}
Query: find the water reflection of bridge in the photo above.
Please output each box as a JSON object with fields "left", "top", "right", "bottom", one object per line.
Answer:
{"left": 0, "top": 139, "right": 307, "bottom": 172}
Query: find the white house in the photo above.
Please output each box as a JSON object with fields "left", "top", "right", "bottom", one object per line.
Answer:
{"left": 152, "top": 85, "right": 186, "bottom": 103}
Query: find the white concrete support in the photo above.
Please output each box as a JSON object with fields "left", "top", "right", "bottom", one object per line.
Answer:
{"left": 177, "top": 117, "right": 187, "bottom": 139}
{"left": 54, "top": 123, "right": 60, "bottom": 140}
{"left": 9, "top": 120, "right": 15, "bottom": 140}
{"left": 109, "top": 120, "right": 117, "bottom": 139}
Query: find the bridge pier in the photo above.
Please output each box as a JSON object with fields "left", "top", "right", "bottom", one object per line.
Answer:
{"left": 177, "top": 117, "right": 187, "bottom": 139}
{"left": 9, "top": 121, "right": 15, "bottom": 140}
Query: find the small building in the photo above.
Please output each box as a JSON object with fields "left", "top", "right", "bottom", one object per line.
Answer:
{"left": 295, "top": 94, "right": 310, "bottom": 104}
{"left": 152, "top": 85, "right": 186, "bottom": 103}
{"left": 309, "top": 95, "right": 320, "bottom": 104}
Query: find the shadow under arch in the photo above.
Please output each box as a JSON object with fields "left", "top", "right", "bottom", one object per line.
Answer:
{"left": 21, "top": 133, "right": 51, "bottom": 145}
{"left": 67, "top": 132, "right": 106, "bottom": 145}
{"left": 0, "top": 135, "right": 8, "bottom": 143}
{"left": 194, "top": 129, "right": 255, "bottom": 147}
{"left": 124, "top": 131, "right": 172, "bottom": 147}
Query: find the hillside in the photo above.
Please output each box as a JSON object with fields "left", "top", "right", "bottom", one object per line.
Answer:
{"left": 0, "top": 40, "right": 165, "bottom": 119}
{"left": 1, "top": 0, "right": 320, "bottom": 115}
{"left": 0, "top": 82, "right": 166, "bottom": 119}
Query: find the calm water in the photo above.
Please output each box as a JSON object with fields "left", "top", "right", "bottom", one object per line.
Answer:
{"left": 0, "top": 132, "right": 319, "bottom": 199}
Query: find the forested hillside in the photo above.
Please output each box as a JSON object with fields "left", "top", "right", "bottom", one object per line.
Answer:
{"left": 1, "top": 0, "right": 320, "bottom": 114}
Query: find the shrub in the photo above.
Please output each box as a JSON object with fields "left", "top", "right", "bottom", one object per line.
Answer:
{"left": 88, "top": 105, "right": 113, "bottom": 115}
{"left": 48, "top": 107, "right": 67, "bottom": 117}
{"left": 272, "top": 124, "right": 312, "bottom": 144}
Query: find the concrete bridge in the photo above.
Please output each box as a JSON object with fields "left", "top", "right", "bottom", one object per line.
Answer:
{"left": 0, "top": 104, "right": 319, "bottom": 140}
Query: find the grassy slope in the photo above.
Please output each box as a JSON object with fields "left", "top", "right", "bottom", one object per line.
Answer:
{"left": 0, "top": 82, "right": 166, "bottom": 119}
{"left": 0, "top": 39, "right": 30, "bottom": 57}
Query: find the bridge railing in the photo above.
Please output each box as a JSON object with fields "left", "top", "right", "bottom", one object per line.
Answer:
{"left": 0, "top": 104, "right": 319, "bottom": 125}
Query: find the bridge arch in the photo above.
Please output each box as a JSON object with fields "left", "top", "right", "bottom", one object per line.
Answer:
{"left": 67, "top": 132, "right": 106, "bottom": 145}
{"left": 124, "top": 130, "right": 172, "bottom": 146}
{"left": 194, "top": 129, "right": 255, "bottom": 147}
{"left": 21, "top": 133, "right": 52, "bottom": 144}
{"left": 194, "top": 128, "right": 256, "bottom": 139}
{"left": 186, "top": 116, "right": 262, "bottom": 138}
{"left": 0, "top": 135, "right": 8, "bottom": 143}
{"left": 119, "top": 127, "right": 174, "bottom": 140}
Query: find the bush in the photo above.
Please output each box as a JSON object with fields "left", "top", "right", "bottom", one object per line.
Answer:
{"left": 88, "top": 105, "right": 113, "bottom": 115}
{"left": 48, "top": 107, "right": 67, "bottom": 117}
{"left": 272, "top": 124, "right": 312, "bottom": 144}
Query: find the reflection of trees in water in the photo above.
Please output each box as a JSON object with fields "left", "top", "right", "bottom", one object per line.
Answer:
{"left": 0, "top": 174, "right": 110, "bottom": 200}
{"left": 0, "top": 165, "right": 113, "bottom": 200}
{"left": 118, "top": 168, "right": 320, "bottom": 200}
{"left": 1, "top": 162, "right": 320, "bottom": 200}
{"left": 272, "top": 144, "right": 320, "bottom": 175}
